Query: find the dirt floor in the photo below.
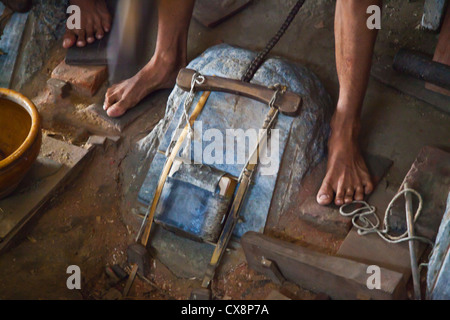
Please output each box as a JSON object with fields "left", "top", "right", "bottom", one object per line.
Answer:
{"left": 0, "top": 0, "right": 449, "bottom": 300}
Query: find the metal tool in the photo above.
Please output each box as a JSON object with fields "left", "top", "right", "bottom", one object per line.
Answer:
{"left": 123, "top": 74, "right": 211, "bottom": 298}
{"left": 393, "top": 49, "right": 450, "bottom": 90}
{"left": 107, "top": 0, "right": 152, "bottom": 84}
{"left": 404, "top": 183, "right": 421, "bottom": 300}
{"left": 191, "top": 86, "right": 288, "bottom": 300}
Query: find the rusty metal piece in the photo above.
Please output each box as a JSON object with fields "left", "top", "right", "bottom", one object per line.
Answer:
{"left": 393, "top": 49, "right": 450, "bottom": 90}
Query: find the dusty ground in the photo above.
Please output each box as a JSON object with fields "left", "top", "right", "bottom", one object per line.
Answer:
{"left": 0, "top": 0, "right": 449, "bottom": 300}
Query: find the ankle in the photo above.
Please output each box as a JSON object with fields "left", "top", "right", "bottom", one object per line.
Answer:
{"left": 149, "top": 51, "right": 186, "bottom": 71}
{"left": 330, "top": 111, "right": 361, "bottom": 141}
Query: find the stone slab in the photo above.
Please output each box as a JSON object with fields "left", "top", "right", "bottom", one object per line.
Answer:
{"left": 0, "top": 135, "right": 92, "bottom": 254}
{"left": 138, "top": 44, "right": 333, "bottom": 240}
{"left": 0, "top": 5, "right": 29, "bottom": 88}
{"left": 86, "top": 90, "right": 170, "bottom": 132}
{"left": 12, "top": 0, "right": 67, "bottom": 90}
{"left": 266, "top": 153, "right": 393, "bottom": 238}
{"left": 148, "top": 224, "right": 215, "bottom": 279}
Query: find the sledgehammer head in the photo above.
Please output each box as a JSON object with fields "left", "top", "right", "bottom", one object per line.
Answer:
{"left": 127, "top": 243, "right": 151, "bottom": 276}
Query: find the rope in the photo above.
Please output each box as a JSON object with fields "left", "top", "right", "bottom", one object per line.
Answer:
{"left": 339, "top": 188, "right": 434, "bottom": 247}
{"left": 165, "top": 72, "right": 205, "bottom": 158}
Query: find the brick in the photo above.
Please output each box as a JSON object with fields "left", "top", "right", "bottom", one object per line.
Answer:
{"left": 47, "top": 78, "right": 71, "bottom": 99}
{"left": 51, "top": 60, "right": 108, "bottom": 97}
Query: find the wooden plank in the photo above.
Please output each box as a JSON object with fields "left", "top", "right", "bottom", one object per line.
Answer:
{"left": 242, "top": 231, "right": 406, "bottom": 300}
{"left": 193, "top": 0, "right": 252, "bottom": 28}
{"left": 0, "top": 135, "right": 92, "bottom": 254}
{"left": 0, "top": 5, "right": 29, "bottom": 88}
{"left": 426, "top": 4, "right": 450, "bottom": 96}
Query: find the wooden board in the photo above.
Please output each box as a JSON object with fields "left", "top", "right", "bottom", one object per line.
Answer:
{"left": 0, "top": 5, "right": 29, "bottom": 88}
{"left": 0, "top": 136, "right": 92, "bottom": 254}
{"left": 193, "top": 0, "right": 252, "bottom": 28}
{"left": 426, "top": 4, "right": 450, "bottom": 96}
{"left": 242, "top": 231, "right": 406, "bottom": 300}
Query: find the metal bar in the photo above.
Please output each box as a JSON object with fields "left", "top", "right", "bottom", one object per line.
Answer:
{"left": 393, "top": 49, "right": 450, "bottom": 90}
{"left": 404, "top": 183, "right": 421, "bottom": 300}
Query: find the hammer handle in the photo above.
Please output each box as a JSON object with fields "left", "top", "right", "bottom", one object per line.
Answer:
{"left": 176, "top": 68, "right": 302, "bottom": 116}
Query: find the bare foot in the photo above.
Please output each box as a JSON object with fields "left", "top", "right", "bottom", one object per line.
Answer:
{"left": 103, "top": 55, "right": 185, "bottom": 118}
{"left": 63, "top": 0, "right": 112, "bottom": 48}
{"left": 316, "top": 113, "right": 374, "bottom": 206}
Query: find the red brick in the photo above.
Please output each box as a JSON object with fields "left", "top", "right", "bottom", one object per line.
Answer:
{"left": 51, "top": 60, "right": 108, "bottom": 97}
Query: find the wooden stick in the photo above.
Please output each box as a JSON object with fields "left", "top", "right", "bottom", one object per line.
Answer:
{"left": 140, "top": 91, "right": 211, "bottom": 246}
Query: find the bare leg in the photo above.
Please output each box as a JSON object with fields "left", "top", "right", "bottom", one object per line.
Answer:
{"left": 63, "top": 0, "right": 112, "bottom": 48}
{"left": 317, "top": 0, "right": 381, "bottom": 206}
{"left": 103, "top": 0, "right": 195, "bottom": 118}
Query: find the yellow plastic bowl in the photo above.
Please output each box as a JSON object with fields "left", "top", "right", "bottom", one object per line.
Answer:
{"left": 0, "top": 88, "right": 42, "bottom": 199}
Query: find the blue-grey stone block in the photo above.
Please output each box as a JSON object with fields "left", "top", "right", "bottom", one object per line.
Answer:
{"left": 138, "top": 44, "right": 332, "bottom": 241}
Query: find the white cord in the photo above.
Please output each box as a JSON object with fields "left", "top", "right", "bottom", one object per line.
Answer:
{"left": 166, "top": 72, "right": 205, "bottom": 158}
{"left": 339, "top": 188, "right": 434, "bottom": 246}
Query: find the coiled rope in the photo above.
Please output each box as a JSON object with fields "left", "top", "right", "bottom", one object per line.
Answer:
{"left": 339, "top": 188, "right": 434, "bottom": 247}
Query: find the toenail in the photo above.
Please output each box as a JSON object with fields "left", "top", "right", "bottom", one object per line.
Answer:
{"left": 319, "top": 194, "right": 329, "bottom": 200}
